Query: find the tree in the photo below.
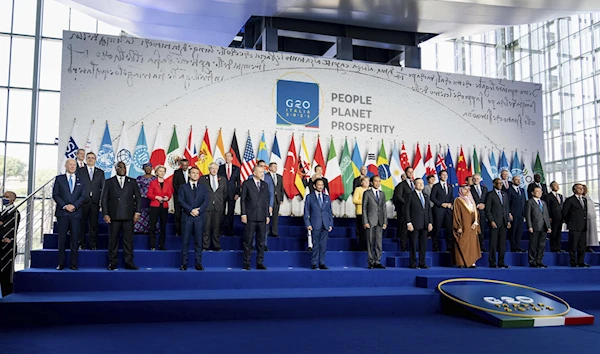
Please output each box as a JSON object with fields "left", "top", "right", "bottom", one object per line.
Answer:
{"left": 0, "top": 156, "right": 27, "bottom": 181}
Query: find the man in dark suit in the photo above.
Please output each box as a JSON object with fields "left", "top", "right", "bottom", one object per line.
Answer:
{"left": 77, "top": 152, "right": 104, "bottom": 250}
{"left": 362, "top": 176, "right": 388, "bottom": 269}
{"left": 1, "top": 191, "right": 21, "bottom": 296}
{"left": 430, "top": 170, "right": 454, "bottom": 252}
{"left": 252, "top": 160, "right": 275, "bottom": 250}
{"left": 352, "top": 166, "right": 368, "bottom": 191}
{"left": 543, "top": 181, "right": 565, "bottom": 252}
{"left": 218, "top": 152, "right": 240, "bottom": 236}
{"left": 562, "top": 183, "right": 590, "bottom": 267}
{"left": 507, "top": 176, "right": 526, "bottom": 253}
{"left": 405, "top": 178, "right": 433, "bottom": 269}
{"left": 392, "top": 167, "right": 414, "bottom": 251}
{"left": 525, "top": 186, "right": 551, "bottom": 268}
{"left": 201, "top": 162, "right": 227, "bottom": 251}
{"left": 172, "top": 159, "right": 190, "bottom": 236}
{"left": 471, "top": 173, "right": 488, "bottom": 252}
{"left": 267, "top": 162, "right": 284, "bottom": 238}
{"left": 241, "top": 165, "right": 271, "bottom": 270}
{"left": 527, "top": 173, "right": 548, "bottom": 199}
{"left": 178, "top": 166, "right": 209, "bottom": 270}
{"left": 304, "top": 178, "right": 333, "bottom": 270}
{"left": 102, "top": 161, "right": 142, "bottom": 270}
{"left": 485, "top": 178, "right": 512, "bottom": 268}
{"left": 53, "top": 159, "right": 88, "bottom": 270}
{"left": 500, "top": 170, "right": 511, "bottom": 192}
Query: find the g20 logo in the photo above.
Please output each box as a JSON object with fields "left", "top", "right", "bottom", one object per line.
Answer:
{"left": 483, "top": 296, "right": 534, "bottom": 305}
{"left": 286, "top": 99, "right": 311, "bottom": 110}
{"left": 274, "top": 75, "right": 321, "bottom": 129}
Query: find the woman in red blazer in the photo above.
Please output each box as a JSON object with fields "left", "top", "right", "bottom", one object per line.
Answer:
{"left": 147, "top": 165, "right": 174, "bottom": 250}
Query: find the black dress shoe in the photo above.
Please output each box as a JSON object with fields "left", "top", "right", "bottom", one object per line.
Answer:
{"left": 69, "top": 265, "right": 78, "bottom": 270}
{"left": 409, "top": 265, "right": 418, "bottom": 269}
{"left": 214, "top": 248, "right": 222, "bottom": 252}
{"left": 56, "top": 265, "right": 64, "bottom": 270}
{"left": 195, "top": 264, "right": 204, "bottom": 271}
{"left": 518, "top": 248, "right": 527, "bottom": 253}
{"left": 537, "top": 263, "right": 548, "bottom": 268}
{"left": 586, "top": 247, "right": 595, "bottom": 253}
{"left": 368, "top": 265, "right": 374, "bottom": 269}
{"left": 529, "top": 264, "right": 538, "bottom": 268}
{"left": 90, "top": 246, "right": 97, "bottom": 250}
{"left": 489, "top": 264, "right": 498, "bottom": 268}
{"left": 243, "top": 265, "right": 250, "bottom": 270}
{"left": 107, "top": 264, "right": 117, "bottom": 271}
{"left": 158, "top": 246, "right": 167, "bottom": 251}
{"left": 180, "top": 265, "right": 187, "bottom": 271}
{"left": 374, "top": 264, "right": 386, "bottom": 269}
{"left": 311, "top": 265, "right": 317, "bottom": 270}
{"left": 319, "top": 264, "right": 328, "bottom": 270}
{"left": 256, "top": 264, "right": 267, "bottom": 270}
{"left": 265, "top": 247, "right": 270, "bottom": 252}
{"left": 570, "top": 264, "right": 579, "bottom": 268}
{"left": 78, "top": 246, "right": 86, "bottom": 250}
{"left": 498, "top": 264, "right": 510, "bottom": 268}
{"left": 125, "top": 264, "right": 139, "bottom": 270}
{"left": 578, "top": 263, "right": 591, "bottom": 268}
{"left": 419, "top": 265, "right": 429, "bottom": 269}
{"left": 468, "top": 265, "right": 477, "bottom": 268}
{"left": 307, "top": 247, "right": 312, "bottom": 252}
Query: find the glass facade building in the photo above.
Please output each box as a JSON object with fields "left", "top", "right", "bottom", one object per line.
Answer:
{"left": 1, "top": 1, "right": 599, "bottom": 206}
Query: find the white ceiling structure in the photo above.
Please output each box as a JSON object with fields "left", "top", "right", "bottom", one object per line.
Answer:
{"left": 56, "top": 0, "right": 600, "bottom": 45}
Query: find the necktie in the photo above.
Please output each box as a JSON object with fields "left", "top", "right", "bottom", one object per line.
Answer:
{"left": 419, "top": 192, "right": 425, "bottom": 208}
{"left": 375, "top": 190, "right": 379, "bottom": 203}
{"left": 476, "top": 185, "right": 481, "bottom": 197}
{"left": 69, "top": 175, "right": 74, "bottom": 193}
{"left": 211, "top": 176, "right": 217, "bottom": 192}
{"left": 538, "top": 200, "right": 543, "bottom": 211}
{"left": 517, "top": 188, "right": 520, "bottom": 196}
{"left": 579, "top": 196, "right": 584, "bottom": 208}
{"left": 443, "top": 183, "right": 447, "bottom": 194}
{"left": 192, "top": 182, "right": 196, "bottom": 191}
{"left": 256, "top": 181, "right": 260, "bottom": 191}
{"left": 318, "top": 193, "right": 323, "bottom": 207}
{"left": 272, "top": 173, "right": 277, "bottom": 186}
{"left": 119, "top": 177, "right": 124, "bottom": 189}
{"left": 497, "top": 190, "right": 503, "bottom": 204}
{"left": 89, "top": 167, "right": 93, "bottom": 180}
{"left": 409, "top": 180, "right": 414, "bottom": 190}
{"left": 556, "top": 193, "right": 560, "bottom": 204}
{"left": 227, "top": 165, "right": 231, "bottom": 180}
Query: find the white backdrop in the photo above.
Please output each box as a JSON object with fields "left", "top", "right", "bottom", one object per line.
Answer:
{"left": 59, "top": 31, "right": 543, "bottom": 217}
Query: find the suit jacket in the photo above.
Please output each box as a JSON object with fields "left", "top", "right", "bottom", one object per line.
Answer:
{"left": 303, "top": 191, "right": 333, "bottom": 230}
{"left": 362, "top": 189, "right": 387, "bottom": 227}
{"left": 77, "top": 166, "right": 105, "bottom": 204}
{"left": 218, "top": 163, "right": 241, "bottom": 198}
{"left": 423, "top": 184, "right": 434, "bottom": 207}
{"left": 147, "top": 178, "right": 174, "bottom": 208}
{"left": 471, "top": 184, "right": 488, "bottom": 206}
{"left": 247, "top": 174, "right": 274, "bottom": 208}
{"left": 267, "top": 172, "right": 284, "bottom": 204}
{"left": 485, "top": 189, "right": 510, "bottom": 227}
{"left": 405, "top": 191, "right": 433, "bottom": 230}
{"left": 101, "top": 176, "right": 142, "bottom": 220}
{"left": 241, "top": 178, "right": 270, "bottom": 222}
{"left": 172, "top": 169, "right": 189, "bottom": 196}
{"left": 527, "top": 182, "right": 548, "bottom": 199}
{"left": 53, "top": 174, "right": 88, "bottom": 218}
{"left": 507, "top": 186, "right": 526, "bottom": 220}
{"left": 0, "top": 205, "right": 21, "bottom": 240}
{"left": 562, "top": 195, "right": 588, "bottom": 231}
{"left": 178, "top": 182, "right": 209, "bottom": 223}
{"left": 430, "top": 182, "right": 454, "bottom": 215}
{"left": 201, "top": 174, "right": 228, "bottom": 212}
{"left": 543, "top": 191, "right": 564, "bottom": 220}
{"left": 306, "top": 176, "right": 329, "bottom": 196}
{"left": 525, "top": 198, "right": 551, "bottom": 231}
{"left": 392, "top": 180, "right": 413, "bottom": 208}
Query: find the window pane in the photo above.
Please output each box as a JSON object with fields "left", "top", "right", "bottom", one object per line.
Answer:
{"left": 7, "top": 89, "right": 32, "bottom": 142}
{"left": 3, "top": 143, "right": 30, "bottom": 196}
{"left": 69, "top": 9, "right": 97, "bottom": 33}
{"left": 40, "top": 39, "right": 62, "bottom": 90}
{"left": 37, "top": 91, "right": 59, "bottom": 144}
{"left": 9, "top": 36, "right": 35, "bottom": 88}
{"left": 35, "top": 144, "right": 58, "bottom": 188}
{"left": 12, "top": 0, "right": 37, "bottom": 36}
{"left": 42, "top": 0, "right": 70, "bottom": 38}
{"left": 0, "top": 0, "right": 12, "bottom": 33}
{"left": 0, "top": 88, "right": 7, "bottom": 139}
{"left": 0, "top": 35, "right": 10, "bottom": 86}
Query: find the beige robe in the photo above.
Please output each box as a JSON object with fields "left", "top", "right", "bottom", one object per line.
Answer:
{"left": 452, "top": 197, "right": 481, "bottom": 267}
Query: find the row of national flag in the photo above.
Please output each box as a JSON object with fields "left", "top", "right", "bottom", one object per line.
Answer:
{"left": 64, "top": 122, "right": 546, "bottom": 200}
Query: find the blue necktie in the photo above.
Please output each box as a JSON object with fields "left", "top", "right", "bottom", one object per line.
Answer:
{"left": 318, "top": 193, "right": 323, "bottom": 207}
{"left": 538, "top": 200, "right": 543, "bottom": 211}
{"left": 419, "top": 192, "right": 425, "bottom": 208}
{"left": 375, "top": 190, "right": 379, "bottom": 203}
{"left": 69, "top": 175, "right": 74, "bottom": 193}
{"left": 497, "top": 191, "right": 503, "bottom": 204}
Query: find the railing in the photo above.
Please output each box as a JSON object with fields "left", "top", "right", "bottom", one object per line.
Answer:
{"left": 11, "top": 178, "right": 55, "bottom": 273}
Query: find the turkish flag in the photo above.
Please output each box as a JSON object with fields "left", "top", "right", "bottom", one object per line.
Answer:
{"left": 283, "top": 135, "right": 299, "bottom": 199}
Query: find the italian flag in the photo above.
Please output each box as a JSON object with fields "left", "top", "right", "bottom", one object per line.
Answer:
{"left": 325, "top": 138, "right": 343, "bottom": 201}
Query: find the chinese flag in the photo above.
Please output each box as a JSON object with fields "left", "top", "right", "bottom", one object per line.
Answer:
{"left": 283, "top": 135, "right": 299, "bottom": 199}
{"left": 456, "top": 146, "right": 470, "bottom": 186}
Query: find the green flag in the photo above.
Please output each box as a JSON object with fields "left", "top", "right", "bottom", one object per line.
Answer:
{"left": 377, "top": 140, "right": 394, "bottom": 201}
{"left": 533, "top": 151, "right": 545, "bottom": 183}
{"left": 340, "top": 138, "right": 354, "bottom": 200}
{"left": 472, "top": 147, "right": 481, "bottom": 174}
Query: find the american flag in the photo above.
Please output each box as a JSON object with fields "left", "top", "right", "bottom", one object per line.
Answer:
{"left": 240, "top": 135, "right": 256, "bottom": 182}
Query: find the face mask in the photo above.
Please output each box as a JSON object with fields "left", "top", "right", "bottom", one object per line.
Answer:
{"left": 2, "top": 198, "right": 10, "bottom": 206}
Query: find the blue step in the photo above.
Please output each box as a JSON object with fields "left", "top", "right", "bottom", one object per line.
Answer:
{"left": 386, "top": 256, "right": 434, "bottom": 268}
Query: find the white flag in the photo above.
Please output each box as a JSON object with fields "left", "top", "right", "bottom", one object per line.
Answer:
{"left": 115, "top": 124, "right": 132, "bottom": 177}
{"left": 84, "top": 121, "right": 97, "bottom": 154}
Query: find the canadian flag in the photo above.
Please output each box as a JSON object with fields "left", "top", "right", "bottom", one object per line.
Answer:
{"left": 424, "top": 144, "right": 437, "bottom": 183}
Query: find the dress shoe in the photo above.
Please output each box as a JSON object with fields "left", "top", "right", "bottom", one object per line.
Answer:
{"left": 468, "top": 265, "right": 477, "bottom": 269}
{"left": 498, "top": 264, "right": 510, "bottom": 268}
{"left": 409, "top": 265, "right": 418, "bottom": 269}
{"left": 529, "top": 264, "right": 539, "bottom": 268}
{"left": 195, "top": 264, "right": 204, "bottom": 271}
{"left": 214, "top": 248, "right": 222, "bottom": 252}
{"left": 578, "top": 263, "right": 591, "bottom": 268}
{"left": 570, "top": 264, "right": 579, "bottom": 268}
{"left": 307, "top": 247, "right": 312, "bottom": 252}
{"left": 537, "top": 263, "right": 548, "bottom": 268}
{"left": 480, "top": 248, "right": 488, "bottom": 252}
{"left": 107, "top": 264, "right": 117, "bottom": 271}
{"left": 586, "top": 247, "right": 595, "bottom": 253}
{"left": 271, "top": 234, "right": 279, "bottom": 238}
{"left": 319, "top": 264, "right": 328, "bottom": 270}
{"left": 90, "top": 246, "right": 98, "bottom": 250}
{"left": 265, "top": 247, "right": 270, "bottom": 252}
{"left": 374, "top": 263, "right": 386, "bottom": 269}
{"left": 518, "top": 248, "right": 527, "bottom": 253}
{"left": 489, "top": 264, "right": 498, "bottom": 268}
{"left": 243, "top": 265, "right": 250, "bottom": 270}
{"left": 368, "top": 265, "right": 374, "bottom": 269}
{"left": 158, "top": 246, "right": 167, "bottom": 251}
{"left": 125, "top": 264, "right": 139, "bottom": 270}
{"left": 256, "top": 264, "right": 267, "bottom": 270}
{"left": 56, "top": 265, "right": 64, "bottom": 270}
{"left": 419, "top": 265, "right": 429, "bottom": 269}
{"left": 180, "top": 265, "right": 187, "bottom": 271}
{"left": 150, "top": 248, "right": 156, "bottom": 251}
{"left": 311, "top": 265, "right": 318, "bottom": 270}
{"left": 69, "top": 265, "right": 78, "bottom": 270}
{"left": 78, "top": 245, "right": 86, "bottom": 250}
{"left": 559, "top": 250, "right": 567, "bottom": 253}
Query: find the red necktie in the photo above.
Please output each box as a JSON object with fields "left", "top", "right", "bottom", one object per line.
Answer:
{"left": 227, "top": 165, "right": 231, "bottom": 180}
